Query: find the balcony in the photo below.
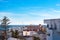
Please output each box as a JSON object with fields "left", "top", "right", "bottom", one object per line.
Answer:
{"left": 47, "top": 24, "right": 57, "bottom": 30}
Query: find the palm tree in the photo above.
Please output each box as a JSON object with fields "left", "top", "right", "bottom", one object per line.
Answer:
{"left": 11, "top": 30, "right": 19, "bottom": 38}
{"left": 0, "top": 16, "right": 10, "bottom": 40}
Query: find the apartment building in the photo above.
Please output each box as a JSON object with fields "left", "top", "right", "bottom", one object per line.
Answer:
{"left": 44, "top": 19, "right": 60, "bottom": 40}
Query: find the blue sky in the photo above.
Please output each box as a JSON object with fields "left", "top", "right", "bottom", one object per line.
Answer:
{"left": 0, "top": 0, "right": 60, "bottom": 25}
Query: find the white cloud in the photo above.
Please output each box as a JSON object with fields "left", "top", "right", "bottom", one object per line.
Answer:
{"left": 47, "top": 9, "right": 60, "bottom": 18}
{"left": 0, "top": 12, "right": 28, "bottom": 17}
{"left": 56, "top": 4, "right": 60, "bottom": 6}
{"left": 0, "top": 8, "right": 60, "bottom": 25}
{"left": 29, "top": 12, "right": 52, "bottom": 17}
{"left": 0, "top": 12, "right": 44, "bottom": 25}
{"left": 51, "top": 9, "right": 60, "bottom": 12}
{"left": 20, "top": 20, "right": 44, "bottom": 25}
{"left": 0, "top": 12, "right": 28, "bottom": 25}
{"left": 29, "top": 9, "right": 60, "bottom": 19}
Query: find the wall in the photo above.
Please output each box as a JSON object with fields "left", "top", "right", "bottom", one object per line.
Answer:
{"left": 46, "top": 28, "right": 53, "bottom": 40}
{"left": 25, "top": 37, "right": 33, "bottom": 40}
{"left": 44, "top": 19, "right": 60, "bottom": 40}
{"left": 53, "top": 30, "right": 60, "bottom": 40}
{"left": 23, "top": 31, "right": 37, "bottom": 36}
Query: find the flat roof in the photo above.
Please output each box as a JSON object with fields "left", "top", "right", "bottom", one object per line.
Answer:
{"left": 44, "top": 18, "right": 60, "bottom": 21}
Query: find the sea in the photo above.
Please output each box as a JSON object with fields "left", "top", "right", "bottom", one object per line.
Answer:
{"left": 0, "top": 25, "right": 25, "bottom": 30}
{"left": 0, "top": 25, "right": 47, "bottom": 30}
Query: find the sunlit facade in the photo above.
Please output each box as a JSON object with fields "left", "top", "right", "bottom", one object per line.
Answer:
{"left": 44, "top": 19, "right": 60, "bottom": 40}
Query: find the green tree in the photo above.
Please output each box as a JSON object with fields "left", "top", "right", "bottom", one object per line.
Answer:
{"left": 33, "top": 36, "right": 40, "bottom": 40}
{"left": 11, "top": 30, "right": 19, "bottom": 38}
{"left": 11, "top": 30, "right": 26, "bottom": 40}
{"left": 0, "top": 16, "right": 10, "bottom": 40}
{"left": 11, "top": 29, "right": 15, "bottom": 37}
{"left": 14, "top": 30, "right": 19, "bottom": 38}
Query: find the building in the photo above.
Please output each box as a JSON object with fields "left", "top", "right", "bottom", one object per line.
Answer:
{"left": 23, "top": 24, "right": 46, "bottom": 40}
{"left": 23, "top": 24, "right": 42, "bottom": 36}
{"left": 44, "top": 19, "right": 60, "bottom": 40}
{"left": 6, "top": 24, "right": 46, "bottom": 40}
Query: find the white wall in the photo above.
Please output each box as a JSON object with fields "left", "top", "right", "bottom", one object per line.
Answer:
{"left": 44, "top": 19, "right": 60, "bottom": 32}
{"left": 23, "top": 31, "right": 37, "bottom": 36}
{"left": 46, "top": 28, "right": 53, "bottom": 40}
{"left": 44, "top": 19, "right": 60, "bottom": 40}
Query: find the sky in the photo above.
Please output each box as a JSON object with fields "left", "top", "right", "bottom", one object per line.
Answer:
{"left": 0, "top": 0, "right": 60, "bottom": 25}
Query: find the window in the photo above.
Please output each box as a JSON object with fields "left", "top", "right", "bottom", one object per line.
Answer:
{"left": 47, "top": 24, "right": 49, "bottom": 28}
{"left": 54, "top": 22, "right": 57, "bottom": 30}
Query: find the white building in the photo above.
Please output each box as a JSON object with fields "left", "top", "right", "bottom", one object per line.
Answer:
{"left": 23, "top": 31, "right": 37, "bottom": 36}
{"left": 44, "top": 19, "right": 60, "bottom": 40}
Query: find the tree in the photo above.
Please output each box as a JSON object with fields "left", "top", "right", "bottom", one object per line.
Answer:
{"left": 11, "top": 29, "right": 15, "bottom": 37}
{"left": 14, "top": 30, "right": 19, "bottom": 38}
{"left": 0, "top": 16, "right": 10, "bottom": 40}
{"left": 33, "top": 36, "right": 40, "bottom": 40}
{"left": 11, "top": 29, "right": 19, "bottom": 38}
